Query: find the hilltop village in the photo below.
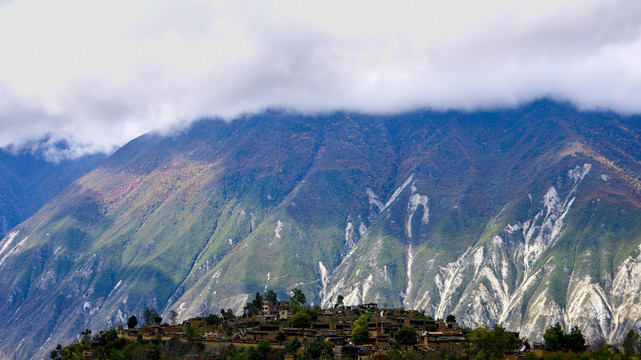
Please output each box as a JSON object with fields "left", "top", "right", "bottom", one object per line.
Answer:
{"left": 54, "top": 290, "right": 627, "bottom": 360}
{"left": 121, "top": 301, "right": 471, "bottom": 358}
{"left": 55, "top": 291, "right": 537, "bottom": 360}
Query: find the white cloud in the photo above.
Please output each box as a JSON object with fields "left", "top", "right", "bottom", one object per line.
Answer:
{"left": 0, "top": 0, "right": 640, "bottom": 156}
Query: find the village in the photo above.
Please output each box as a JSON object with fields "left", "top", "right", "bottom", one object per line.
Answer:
{"left": 113, "top": 298, "right": 524, "bottom": 360}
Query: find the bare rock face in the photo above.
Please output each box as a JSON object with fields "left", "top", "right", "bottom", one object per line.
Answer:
{"left": 3, "top": 100, "right": 641, "bottom": 359}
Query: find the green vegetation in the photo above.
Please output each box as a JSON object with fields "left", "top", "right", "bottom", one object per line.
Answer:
{"left": 544, "top": 323, "right": 586, "bottom": 353}
{"left": 142, "top": 307, "right": 161, "bottom": 326}
{"left": 424, "top": 324, "right": 438, "bottom": 332}
{"left": 290, "top": 288, "right": 307, "bottom": 306}
{"left": 284, "top": 337, "right": 302, "bottom": 355}
{"left": 394, "top": 326, "right": 418, "bottom": 346}
{"left": 464, "top": 324, "right": 519, "bottom": 360}
{"left": 49, "top": 330, "right": 127, "bottom": 360}
{"left": 291, "top": 307, "right": 319, "bottom": 328}
{"left": 246, "top": 340, "right": 272, "bottom": 360}
{"left": 351, "top": 315, "right": 370, "bottom": 345}
{"left": 221, "top": 309, "right": 235, "bottom": 319}
{"left": 184, "top": 324, "right": 199, "bottom": 341}
{"left": 302, "top": 337, "right": 334, "bottom": 360}
{"left": 205, "top": 313, "right": 222, "bottom": 326}
{"left": 292, "top": 312, "right": 312, "bottom": 328}
{"left": 244, "top": 292, "right": 264, "bottom": 317}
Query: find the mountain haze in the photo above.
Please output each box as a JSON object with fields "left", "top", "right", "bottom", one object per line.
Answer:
{"left": 2, "top": 100, "right": 641, "bottom": 359}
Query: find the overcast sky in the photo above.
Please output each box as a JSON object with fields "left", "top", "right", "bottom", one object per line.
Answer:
{"left": 1, "top": 0, "right": 640, "bottom": 159}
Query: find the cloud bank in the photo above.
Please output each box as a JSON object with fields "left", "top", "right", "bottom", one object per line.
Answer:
{"left": 1, "top": 0, "right": 640, "bottom": 157}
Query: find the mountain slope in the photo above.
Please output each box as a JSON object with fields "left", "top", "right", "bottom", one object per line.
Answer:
{"left": 0, "top": 148, "right": 105, "bottom": 238}
{"left": 1, "top": 101, "right": 641, "bottom": 359}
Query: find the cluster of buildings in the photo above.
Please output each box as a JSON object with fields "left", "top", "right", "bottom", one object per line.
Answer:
{"left": 119, "top": 302, "right": 478, "bottom": 359}
{"left": 257, "top": 302, "right": 467, "bottom": 357}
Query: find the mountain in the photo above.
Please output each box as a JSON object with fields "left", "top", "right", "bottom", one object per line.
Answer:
{"left": 2, "top": 100, "right": 641, "bottom": 359}
{"left": 0, "top": 148, "right": 105, "bottom": 239}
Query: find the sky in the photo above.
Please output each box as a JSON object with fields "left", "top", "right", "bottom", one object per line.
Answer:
{"left": 0, "top": 0, "right": 640, "bottom": 159}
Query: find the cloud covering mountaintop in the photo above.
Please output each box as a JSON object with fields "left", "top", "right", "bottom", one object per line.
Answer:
{"left": 0, "top": 0, "right": 640, "bottom": 158}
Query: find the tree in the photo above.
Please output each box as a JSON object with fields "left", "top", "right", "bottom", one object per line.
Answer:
{"left": 154, "top": 315, "right": 162, "bottom": 325}
{"left": 303, "top": 337, "right": 334, "bottom": 360}
{"left": 292, "top": 312, "right": 312, "bottom": 328}
{"left": 446, "top": 314, "right": 456, "bottom": 323}
{"left": 142, "top": 307, "right": 159, "bottom": 325}
{"left": 49, "top": 349, "right": 60, "bottom": 360}
{"left": 394, "top": 326, "right": 418, "bottom": 346}
{"left": 465, "top": 324, "right": 519, "bottom": 360}
{"left": 265, "top": 289, "right": 278, "bottom": 301}
{"left": 61, "top": 343, "right": 87, "bottom": 359}
{"left": 221, "top": 308, "right": 234, "bottom": 319}
{"left": 425, "top": 324, "right": 438, "bottom": 332}
{"left": 127, "top": 315, "right": 138, "bottom": 329}
{"left": 543, "top": 323, "right": 565, "bottom": 352}
{"left": 49, "top": 344, "right": 63, "bottom": 360}
{"left": 81, "top": 329, "right": 92, "bottom": 345}
{"left": 184, "top": 324, "right": 198, "bottom": 341}
{"left": 247, "top": 339, "right": 273, "bottom": 360}
{"left": 351, "top": 315, "right": 370, "bottom": 345}
{"left": 93, "top": 329, "right": 120, "bottom": 347}
{"left": 244, "top": 302, "right": 259, "bottom": 317}
{"left": 276, "top": 331, "right": 287, "bottom": 343}
{"left": 306, "top": 307, "right": 320, "bottom": 322}
{"left": 565, "top": 326, "right": 585, "bottom": 352}
{"left": 291, "top": 288, "right": 307, "bottom": 306}
{"left": 285, "top": 337, "right": 302, "bottom": 355}
{"left": 205, "top": 313, "right": 222, "bottom": 326}
{"left": 169, "top": 310, "right": 178, "bottom": 326}
{"left": 243, "top": 293, "right": 264, "bottom": 316}
{"left": 335, "top": 295, "right": 344, "bottom": 308}
{"left": 543, "top": 323, "right": 585, "bottom": 353}
{"left": 253, "top": 292, "right": 264, "bottom": 309}
{"left": 257, "top": 339, "right": 272, "bottom": 357}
